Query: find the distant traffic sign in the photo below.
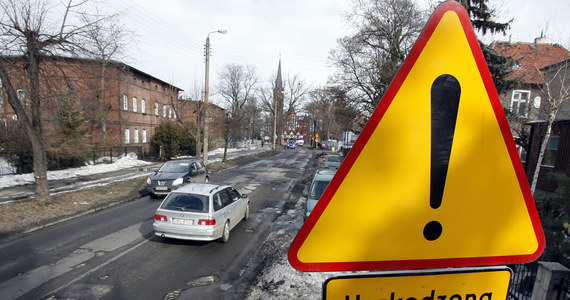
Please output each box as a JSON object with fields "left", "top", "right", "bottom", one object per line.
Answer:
{"left": 323, "top": 267, "right": 512, "bottom": 300}
{"left": 288, "top": 1, "right": 544, "bottom": 272}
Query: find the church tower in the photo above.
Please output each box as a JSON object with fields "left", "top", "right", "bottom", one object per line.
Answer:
{"left": 273, "top": 58, "right": 284, "bottom": 146}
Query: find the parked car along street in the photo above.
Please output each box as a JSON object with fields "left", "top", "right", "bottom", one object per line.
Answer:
{"left": 325, "top": 154, "right": 341, "bottom": 169}
{"left": 303, "top": 168, "right": 337, "bottom": 220}
{"left": 146, "top": 159, "right": 209, "bottom": 197}
{"left": 153, "top": 183, "right": 249, "bottom": 243}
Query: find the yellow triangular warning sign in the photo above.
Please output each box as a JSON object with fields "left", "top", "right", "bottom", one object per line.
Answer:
{"left": 289, "top": 1, "right": 544, "bottom": 272}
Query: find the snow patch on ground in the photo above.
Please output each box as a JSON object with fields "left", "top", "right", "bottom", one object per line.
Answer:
{"left": 0, "top": 158, "right": 16, "bottom": 175}
{"left": 0, "top": 152, "right": 151, "bottom": 189}
{"left": 245, "top": 198, "right": 338, "bottom": 299}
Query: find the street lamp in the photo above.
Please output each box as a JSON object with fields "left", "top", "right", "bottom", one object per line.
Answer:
{"left": 203, "top": 29, "right": 227, "bottom": 165}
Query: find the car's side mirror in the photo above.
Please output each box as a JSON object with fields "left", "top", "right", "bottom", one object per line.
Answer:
{"left": 242, "top": 194, "right": 248, "bottom": 199}
{"left": 302, "top": 189, "right": 308, "bottom": 198}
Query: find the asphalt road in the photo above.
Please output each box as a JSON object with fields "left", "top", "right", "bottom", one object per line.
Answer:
{"left": 0, "top": 147, "right": 312, "bottom": 299}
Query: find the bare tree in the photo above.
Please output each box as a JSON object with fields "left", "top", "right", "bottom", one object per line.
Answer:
{"left": 0, "top": 0, "right": 114, "bottom": 200}
{"left": 530, "top": 60, "right": 570, "bottom": 194}
{"left": 216, "top": 63, "right": 259, "bottom": 141}
{"left": 171, "top": 79, "right": 204, "bottom": 159}
{"left": 329, "top": 0, "right": 425, "bottom": 113}
{"left": 304, "top": 87, "right": 359, "bottom": 145}
{"left": 283, "top": 74, "right": 310, "bottom": 118}
{"left": 306, "top": 88, "right": 335, "bottom": 142}
{"left": 257, "top": 75, "right": 279, "bottom": 144}
{"left": 80, "top": 9, "right": 131, "bottom": 145}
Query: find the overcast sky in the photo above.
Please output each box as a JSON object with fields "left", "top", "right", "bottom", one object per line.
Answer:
{"left": 105, "top": 0, "right": 570, "bottom": 104}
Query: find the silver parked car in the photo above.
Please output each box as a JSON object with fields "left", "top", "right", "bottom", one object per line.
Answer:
{"left": 303, "top": 168, "right": 337, "bottom": 220}
{"left": 146, "top": 159, "right": 209, "bottom": 197}
{"left": 153, "top": 183, "right": 249, "bottom": 243}
{"left": 324, "top": 154, "right": 341, "bottom": 169}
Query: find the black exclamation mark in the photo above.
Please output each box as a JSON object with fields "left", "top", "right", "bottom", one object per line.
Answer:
{"left": 423, "top": 74, "right": 461, "bottom": 241}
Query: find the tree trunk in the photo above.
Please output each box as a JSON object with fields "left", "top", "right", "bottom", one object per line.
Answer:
{"left": 30, "top": 133, "right": 49, "bottom": 200}
{"left": 99, "top": 60, "right": 108, "bottom": 144}
{"left": 27, "top": 46, "right": 50, "bottom": 201}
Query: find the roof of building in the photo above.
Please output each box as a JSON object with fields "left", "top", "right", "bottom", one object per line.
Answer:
{"left": 3, "top": 55, "right": 184, "bottom": 92}
{"left": 490, "top": 41, "right": 570, "bottom": 85}
{"left": 541, "top": 57, "right": 570, "bottom": 72}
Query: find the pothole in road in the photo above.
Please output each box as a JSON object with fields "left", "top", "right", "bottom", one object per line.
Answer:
{"left": 244, "top": 183, "right": 261, "bottom": 190}
{"left": 73, "top": 262, "right": 87, "bottom": 269}
{"left": 72, "top": 248, "right": 91, "bottom": 255}
{"left": 186, "top": 275, "right": 219, "bottom": 287}
{"left": 164, "top": 289, "right": 182, "bottom": 300}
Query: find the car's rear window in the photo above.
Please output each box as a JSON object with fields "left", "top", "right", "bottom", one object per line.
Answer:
{"left": 326, "top": 156, "right": 339, "bottom": 162}
{"left": 309, "top": 180, "right": 331, "bottom": 200}
{"left": 161, "top": 193, "right": 208, "bottom": 212}
{"left": 159, "top": 162, "right": 189, "bottom": 173}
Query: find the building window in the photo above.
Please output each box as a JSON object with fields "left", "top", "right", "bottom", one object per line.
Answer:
{"left": 134, "top": 129, "right": 139, "bottom": 144}
{"left": 17, "top": 89, "right": 27, "bottom": 103}
{"left": 124, "top": 129, "right": 130, "bottom": 144}
{"left": 123, "top": 95, "right": 128, "bottom": 110}
{"left": 141, "top": 99, "right": 146, "bottom": 114}
{"left": 542, "top": 136, "right": 559, "bottom": 168}
{"left": 163, "top": 105, "right": 167, "bottom": 118}
{"left": 168, "top": 107, "right": 172, "bottom": 119}
{"left": 142, "top": 129, "right": 147, "bottom": 143}
{"left": 133, "top": 97, "right": 137, "bottom": 112}
{"left": 510, "top": 90, "right": 530, "bottom": 117}
{"left": 154, "top": 102, "right": 159, "bottom": 116}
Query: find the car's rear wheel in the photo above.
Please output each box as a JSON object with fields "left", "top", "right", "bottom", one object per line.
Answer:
{"left": 221, "top": 221, "right": 230, "bottom": 243}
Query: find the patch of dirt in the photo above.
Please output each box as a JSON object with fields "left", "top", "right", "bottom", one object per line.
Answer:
{"left": 0, "top": 150, "right": 278, "bottom": 240}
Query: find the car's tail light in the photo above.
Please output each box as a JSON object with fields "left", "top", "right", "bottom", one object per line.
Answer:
{"left": 198, "top": 218, "right": 216, "bottom": 225}
{"left": 155, "top": 214, "right": 167, "bottom": 222}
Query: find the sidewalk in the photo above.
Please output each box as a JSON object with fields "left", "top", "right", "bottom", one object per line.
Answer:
{"left": 0, "top": 147, "right": 273, "bottom": 204}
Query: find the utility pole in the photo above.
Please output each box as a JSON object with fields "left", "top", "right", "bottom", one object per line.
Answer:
{"left": 273, "top": 105, "right": 277, "bottom": 150}
{"left": 203, "top": 29, "right": 227, "bottom": 165}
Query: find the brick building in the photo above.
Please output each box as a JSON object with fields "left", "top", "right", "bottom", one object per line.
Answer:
{"left": 0, "top": 57, "right": 189, "bottom": 155}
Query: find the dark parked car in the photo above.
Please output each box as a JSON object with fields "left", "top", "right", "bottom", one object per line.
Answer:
{"left": 146, "top": 159, "right": 209, "bottom": 197}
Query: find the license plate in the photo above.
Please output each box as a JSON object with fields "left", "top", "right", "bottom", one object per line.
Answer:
{"left": 155, "top": 186, "right": 168, "bottom": 191}
{"left": 172, "top": 218, "right": 193, "bottom": 225}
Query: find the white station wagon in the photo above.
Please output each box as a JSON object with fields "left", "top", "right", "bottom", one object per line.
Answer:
{"left": 153, "top": 183, "right": 249, "bottom": 243}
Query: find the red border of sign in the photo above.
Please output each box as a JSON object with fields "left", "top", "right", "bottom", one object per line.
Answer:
{"left": 288, "top": 0, "right": 545, "bottom": 272}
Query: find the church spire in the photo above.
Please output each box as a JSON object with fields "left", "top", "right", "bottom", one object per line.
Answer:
{"left": 275, "top": 56, "right": 283, "bottom": 90}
